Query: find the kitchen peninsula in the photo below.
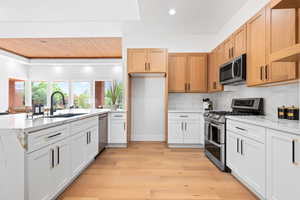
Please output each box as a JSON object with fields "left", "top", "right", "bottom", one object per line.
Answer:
{"left": 0, "top": 109, "right": 126, "bottom": 200}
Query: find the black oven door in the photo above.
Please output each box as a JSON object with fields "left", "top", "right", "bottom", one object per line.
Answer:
{"left": 204, "top": 121, "right": 225, "bottom": 170}
{"left": 220, "top": 62, "right": 234, "bottom": 84}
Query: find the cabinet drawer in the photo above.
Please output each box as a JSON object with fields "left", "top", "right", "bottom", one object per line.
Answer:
{"left": 111, "top": 113, "right": 126, "bottom": 120}
{"left": 27, "top": 124, "right": 69, "bottom": 153}
{"left": 227, "top": 120, "right": 266, "bottom": 143}
{"left": 70, "top": 116, "right": 98, "bottom": 135}
{"left": 168, "top": 113, "right": 201, "bottom": 120}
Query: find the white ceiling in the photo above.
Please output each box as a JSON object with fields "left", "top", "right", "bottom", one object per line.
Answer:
{"left": 123, "top": 0, "right": 249, "bottom": 35}
{"left": 0, "top": 0, "right": 140, "bottom": 22}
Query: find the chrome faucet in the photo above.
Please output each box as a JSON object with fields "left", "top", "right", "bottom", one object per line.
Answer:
{"left": 50, "top": 91, "right": 66, "bottom": 115}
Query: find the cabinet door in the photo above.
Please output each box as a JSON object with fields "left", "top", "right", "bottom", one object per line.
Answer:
{"left": 215, "top": 45, "right": 224, "bottom": 91}
{"left": 224, "top": 38, "right": 234, "bottom": 62}
{"left": 226, "top": 131, "right": 242, "bottom": 173}
{"left": 268, "top": 129, "right": 300, "bottom": 200}
{"left": 266, "top": 6, "right": 297, "bottom": 83}
{"left": 87, "top": 126, "right": 99, "bottom": 161}
{"left": 183, "top": 120, "right": 201, "bottom": 144}
{"left": 168, "top": 120, "right": 184, "bottom": 144}
{"left": 127, "top": 49, "right": 147, "bottom": 73}
{"left": 109, "top": 119, "right": 126, "bottom": 144}
{"left": 70, "top": 132, "right": 87, "bottom": 177}
{"left": 234, "top": 25, "right": 247, "bottom": 57}
{"left": 187, "top": 54, "right": 207, "bottom": 93}
{"left": 241, "top": 137, "right": 266, "bottom": 198}
{"left": 27, "top": 146, "right": 52, "bottom": 200}
{"left": 51, "top": 139, "right": 71, "bottom": 197}
{"left": 168, "top": 54, "right": 187, "bottom": 92}
{"left": 247, "top": 8, "right": 267, "bottom": 86}
{"left": 147, "top": 48, "right": 167, "bottom": 73}
{"left": 208, "top": 51, "right": 217, "bottom": 92}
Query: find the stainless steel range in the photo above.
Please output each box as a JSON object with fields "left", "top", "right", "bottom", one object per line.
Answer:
{"left": 204, "top": 98, "right": 264, "bottom": 172}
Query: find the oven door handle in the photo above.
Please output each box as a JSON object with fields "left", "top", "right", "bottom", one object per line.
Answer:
{"left": 232, "top": 61, "right": 235, "bottom": 79}
{"left": 210, "top": 122, "right": 222, "bottom": 129}
{"left": 208, "top": 140, "right": 222, "bottom": 148}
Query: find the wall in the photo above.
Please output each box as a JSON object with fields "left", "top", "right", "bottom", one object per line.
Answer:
{"left": 168, "top": 93, "right": 211, "bottom": 111}
{"left": 212, "top": 0, "right": 270, "bottom": 48}
{"left": 28, "top": 65, "right": 123, "bottom": 81}
{"left": 123, "top": 34, "right": 215, "bottom": 52}
{"left": 0, "top": 57, "right": 28, "bottom": 112}
{"left": 211, "top": 83, "right": 299, "bottom": 119}
{"left": 131, "top": 77, "right": 165, "bottom": 141}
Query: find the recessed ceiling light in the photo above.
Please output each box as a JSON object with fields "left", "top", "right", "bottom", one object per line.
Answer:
{"left": 168, "top": 8, "right": 176, "bottom": 16}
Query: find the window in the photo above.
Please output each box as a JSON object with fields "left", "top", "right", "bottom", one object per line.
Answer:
{"left": 72, "top": 82, "right": 91, "bottom": 108}
{"left": 31, "top": 81, "right": 48, "bottom": 106}
{"left": 104, "top": 81, "right": 124, "bottom": 108}
{"left": 9, "top": 78, "right": 25, "bottom": 113}
{"left": 52, "top": 82, "right": 69, "bottom": 108}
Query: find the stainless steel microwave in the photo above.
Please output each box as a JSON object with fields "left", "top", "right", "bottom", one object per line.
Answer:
{"left": 219, "top": 54, "right": 246, "bottom": 85}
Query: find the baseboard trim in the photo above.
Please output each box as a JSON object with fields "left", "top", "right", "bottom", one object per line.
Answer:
{"left": 231, "top": 171, "right": 266, "bottom": 200}
{"left": 168, "top": 144, "right": 204, "bottom": 148}
{"left": 107, "top": 143, "right": 128, "bottom": 148}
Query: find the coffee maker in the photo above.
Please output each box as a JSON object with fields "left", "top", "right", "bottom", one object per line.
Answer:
{"left": 203, "top": 98, "right": 213, "bottom": 111}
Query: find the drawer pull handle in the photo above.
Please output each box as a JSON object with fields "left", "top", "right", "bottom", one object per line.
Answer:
{"left": 113, "top": 115, "right": 123, "bottom": 117}
{"left": 292, "top": 139, "right": 298, "bottom": 166}
{"left": 235, "top": 127, "right": 246, "bottom": 132}
{"left": 179, "top": 115, "right": 188, "bottom": 118}
{"left": 47, "top": 133, "right": 62, "bottom": 139}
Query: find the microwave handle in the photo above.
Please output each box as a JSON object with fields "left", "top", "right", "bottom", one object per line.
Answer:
{"left": 232, "top": 61, "right": 235, "bottom": 79}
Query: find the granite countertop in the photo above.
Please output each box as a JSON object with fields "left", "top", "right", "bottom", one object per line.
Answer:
{"left": 0, "top": 109, "right": 122, "bottom": 133}
{"left": 168, "top": 109, "right": 204, "bottom": 113}
{"left": 226, "top": 115, "right": 300, "bottom": 135}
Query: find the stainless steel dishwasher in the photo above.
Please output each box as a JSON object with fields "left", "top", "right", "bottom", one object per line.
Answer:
{"left": 98, "top": 113, "right": 108, "bottom": 153}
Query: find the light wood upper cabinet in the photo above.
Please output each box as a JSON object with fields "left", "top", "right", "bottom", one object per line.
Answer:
{"left": 147, "top": 49, "right": 168, "bottom": 72}
{"left": 127, "top": 48, "right": 167, "bottom": 73}
{"left": 168, "top": 53, "right": 207, "bottom": 93}
{"left": 168, "top": 54, "right": 187, "bottom": 92}
{"left": 224, "top": 37, "right": 234, "bottom": 62}
{"left": 187, "top": 55, "right": 207, "bottom": 93}
{"left": 247, "top": 8, "right": 267, "bottom": 86}
{"left": 266, "top": 5, "right": 297, "bottom": 83}
{"left": 127, "top": 49, "right": 148, "bottom": 73}
{"left": 247, "top": 5, "right": 298, "bottom": 86}
{"left": 208, "top": 46, "right": 223, "bottom": 93}
{"left": 234, "top": 25, "right": 247, "bottom": 58}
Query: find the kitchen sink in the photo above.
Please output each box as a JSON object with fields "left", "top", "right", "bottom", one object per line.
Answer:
{"left": 48, "top": 113, "right": 87, "bottom": 118}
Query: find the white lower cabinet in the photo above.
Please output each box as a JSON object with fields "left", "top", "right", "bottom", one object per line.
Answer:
{"left": 267, "top": 129, "right": 300, "bottom": 200}
{"left": 27, "top": 146, "right": 52, "bottom": 200}
{"left": 109, "top": 113, "right": 126, "bottom": 145}
{"left": 70, "top": 132, "right": 87, "bottom": 177}
{"left": 226, "top": 120, "right": 266, "bottom": 199}
{"left": 27, "top": 116, "right": 100, "bottom": 200}
{"left": 168, "top": 112, "right": 203, "bottom": 146}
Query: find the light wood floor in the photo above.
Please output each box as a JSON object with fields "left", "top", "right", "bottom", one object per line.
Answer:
{"left": 58, "top": 142, "right": 258, "bottom": 200}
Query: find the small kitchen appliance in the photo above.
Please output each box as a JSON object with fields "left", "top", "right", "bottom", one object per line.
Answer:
{"left": 203, "top": 98, "right": 213, "bottom": 111}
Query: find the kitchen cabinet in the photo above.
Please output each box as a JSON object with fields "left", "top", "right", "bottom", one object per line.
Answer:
{"left": 224, "top": 37, "right": 234, "bottom": 62}
{"left": 168, "top": 54, "right": 187, "bottom": 92}
{"left": 168, "top": 53, "right": 207, "bottom": 93}
{"left": 266, "top": 6, "right": 297, "bottom": 83}
{"left": 247, "top": 7, "right": 267, "bottom": 86}
{"left": 208, "top": 46, "right": 223, "bottom": 92}
{"left": 233, "top": 25, "right": 247, "bottom": 58}
{"left": 168, "top": 112, "right": 203, "bottom": 146}
{"left": 109, "top": 113, "right": 126, "bottom": 145}
{"left": 247, "top": 5, "right": 298, "bottom": 86}
{"left": 27, "top": 139, "right": 71, "bottom": 200}
{"left": 27, "top": 146, "right": 52, "bottom": 200}
{"left": 267, "top": 129, "right": 300, "bottom": 200}
{"left": 86, "top": 126, "right": 99, "bottom": 162}
{"left": 127, "top": 48, "right": 167, "bottom": 73}
{"left": 226, "top": 120, "right": 266, "bottom": 198}
{"left": 70, "top": 132, "right": 87, "bottom": 177}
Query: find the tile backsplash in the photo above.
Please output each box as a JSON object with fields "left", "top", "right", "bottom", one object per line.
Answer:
{"left": 168, "top": 93, "right": 211, "bottom": 110}
{"left": 168, "top": 82, "right": 299, "bottom": 119}
{"left": 211, "top": 82, "right": 299, "bottom": 119}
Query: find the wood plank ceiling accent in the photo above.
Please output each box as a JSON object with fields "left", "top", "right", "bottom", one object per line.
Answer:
{"left": 0, "top": 37, "right": 122, "bottom": 58}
